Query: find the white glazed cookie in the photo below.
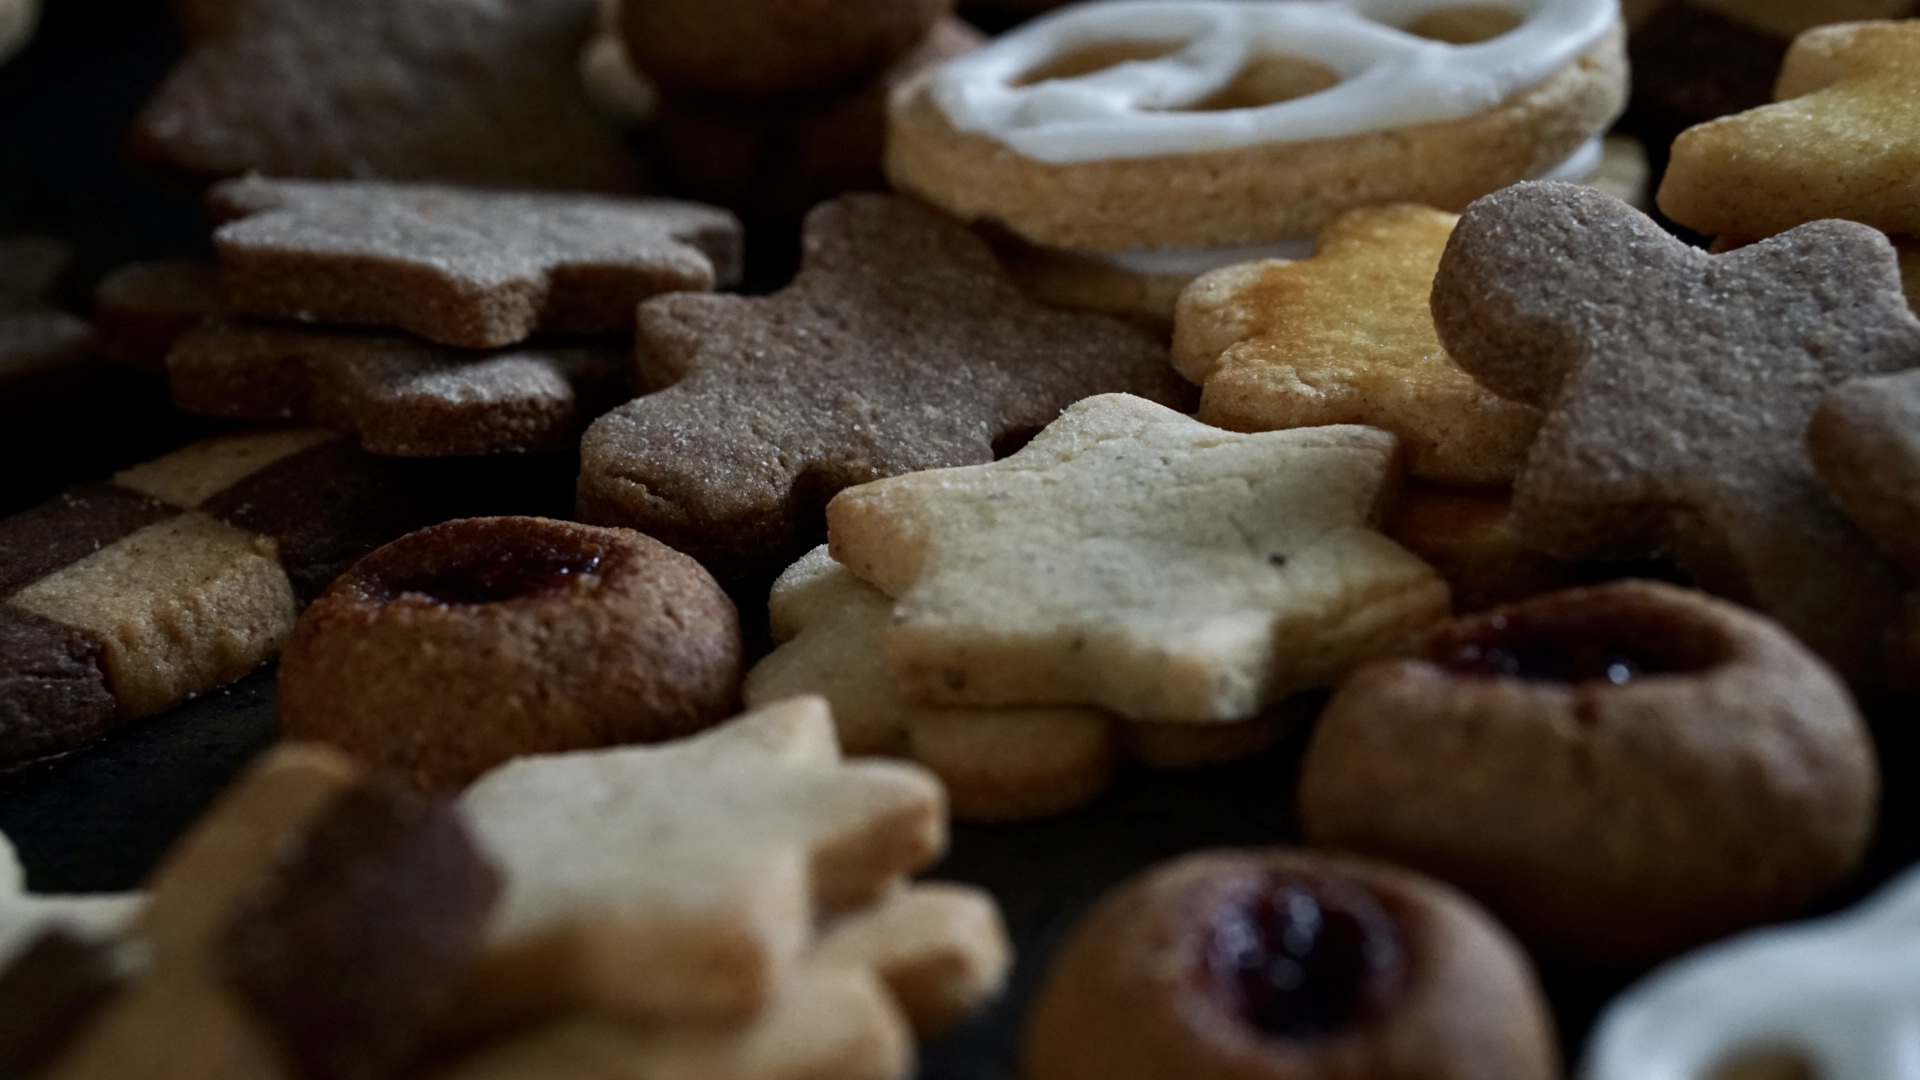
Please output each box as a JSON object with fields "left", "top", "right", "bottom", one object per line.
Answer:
{"left": 1583, "top": 863, "right": 1920, "bottom": 1080}
{"left": 826, "top": 394, "right": 1450, "bottom": 723}
{"left": 888, "top": 0, "right": 1628, "bottom": 251}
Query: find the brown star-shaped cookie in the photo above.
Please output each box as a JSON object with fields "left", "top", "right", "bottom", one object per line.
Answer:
{"left": 1431, "top": 180, "right": 1920, "bottom": 682}
{"left": 576, "top": 193, "right": 1193, "bottom": 581}
{"left": 169, "top": 319, "right": 631, "bottom": 456}
{"left": 1809, "top": 369, "right": 1920, "bottom": 581}
{"left": 130, "top": 0, "right": 642, "bottom": 191}
{"left": 209, "top": 177, "right": 743, "bottom": 349}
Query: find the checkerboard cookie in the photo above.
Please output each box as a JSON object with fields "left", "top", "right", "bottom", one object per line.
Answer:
{"left": 0, "top": 429, "right": 419, "bottom": 767}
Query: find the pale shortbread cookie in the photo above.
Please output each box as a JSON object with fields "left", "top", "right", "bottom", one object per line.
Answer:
{"left": 1688, "top": 0, "right": 1916, "bottom": 39}
{"left": 886, "top": 26, "right": 1627, "bottom": 251}
{"left": 746, "top": 548, "right": 1297, "bottom": 821}
{"left": 996, "top": 134, "right": 1650, "bottom": 332}
{"left": 433, "top": 883, "right": 1009, "bottom": 1080}
{"left": 456, "top": 697, "right": 946, "bottom": 1031}
{"left": 827, "top": 394, "right": 1449, "bottom": 723}
{"left": 0, "top": 832, "right": 141, "bottom": 968}
{"left": 1660, "top": 20, "right": 1920, "bottom": 240}
{"left": 1174, "top": 204, "right": 1539, "bottom": 486}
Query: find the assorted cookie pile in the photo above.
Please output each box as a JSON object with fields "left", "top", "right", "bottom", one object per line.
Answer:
{"left": 5, "top": 0, "right": 1920, "bottom": 1077}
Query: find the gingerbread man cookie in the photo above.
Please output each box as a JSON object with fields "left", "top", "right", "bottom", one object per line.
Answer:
{"left": 827, "top": 393, "right": 1449, "bottom": 723}
{"left": 169, "top": 319, "right": 631, "bottom": 457}
{"left": 209, "top": 177, "right": 742, "bottom": 350}
{"left": 1431, "top": 181, "right": 1920, "bottom": 682}
{"left": 455, "top": 696, "right": 946, "bottom": 1030}
{"left": 1174, "top": 204, "right": 1539, "bottom": 486}
{"left": 132, "top": 0, "right": 641, "bottom": 190}
{"left": 576, "top": 194, "right": 1191, "bottom": 581}
{"left": 1660, "top": 20, "right": 1920, "bottom": 241}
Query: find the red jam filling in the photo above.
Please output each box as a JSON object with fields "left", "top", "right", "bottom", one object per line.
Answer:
{"left": 388, "top": 545, "right": 603, "bottom": 606}
{"left": 1427, "top": 600, "right": 1724, "bottom": 686}
{"left": 1204, "top": 878, "right": 1404, "bottom": 1040}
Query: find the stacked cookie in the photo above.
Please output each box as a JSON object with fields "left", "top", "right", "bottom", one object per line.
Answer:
{"left": 0, "top": 238, "right": 94, "bottom": 407}
{"left": 163, "top": 177, "right": 742, "bottom": 457}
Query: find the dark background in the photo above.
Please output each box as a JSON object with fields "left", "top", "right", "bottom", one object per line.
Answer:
{"left": 3, "top": 3, "right": 1917, "bottom": 1078}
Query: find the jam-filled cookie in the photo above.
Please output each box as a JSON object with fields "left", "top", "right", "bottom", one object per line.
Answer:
{"left": 1024, "top": 848, "right": 1557, "bottom": 1080}
{"left": 1300, "top": 580, "right": 1877, "bottom": 969}
{"left": 279, "top": 516, "right": 742, "bottom": 791}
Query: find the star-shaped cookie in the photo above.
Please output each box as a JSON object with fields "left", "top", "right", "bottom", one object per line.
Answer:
{"left": 455, "top": 696, "right": 947, "bottom": 1029}
{"left": 745, "top": 546, "right": 1299, "bottom": 822}
{"left": 1809, "top": 369, "right": 1920, "bottom": 581}
{"left": 576, "top": 194, "right": 1193, "bottom": 581}
{"left": 131, "top": 0, "right": 642, "bottom": 191}
{"left": 169, "top": 319, "right": 631, "bottom": 456}
{"left": 209, "top": 177, "right": 743, "bottom": 349}
{"left": 825, "top": 393, "right": 1449, "bottom": 723}
{"left": 1660, "top": 20, "right": 1920, "bottom": 239}
{"left": 1431, "top": 181, "right": 1920, "bottom": 681}
{"left": 1, "top": 831, "right": 140, "bottom": 969}
{"left": 1174, "top": 204, "right": 1540, "bottom": 486}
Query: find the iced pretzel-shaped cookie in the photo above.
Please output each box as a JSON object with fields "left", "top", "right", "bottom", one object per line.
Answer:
{"left": 887, "top": 0, "right": 1627, "bottom": 250}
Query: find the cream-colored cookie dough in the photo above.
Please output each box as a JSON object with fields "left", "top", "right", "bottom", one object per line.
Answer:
{"left": 827, "top": 394, "right": 1449, "bottom": 723}
{"left": 1174, "top": 204, "right": 1541, "bottom": 485}
{"left": 456, "top": 698, "right": 946, "bottom": 1030}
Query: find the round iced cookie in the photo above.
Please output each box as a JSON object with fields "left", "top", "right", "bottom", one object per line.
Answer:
{"left": 888, "top": 0, "right": 1629, "bottom": 252}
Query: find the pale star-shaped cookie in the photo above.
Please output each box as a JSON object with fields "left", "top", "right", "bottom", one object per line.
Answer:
{"left": 826, "top": 394, "right": 1450, "bottom": 723}
{"left": 1173, "top": 204, "right": 1540, "bottom": 486}
{"left": 1660, "top": 20, "right": 1920, "bottom": 239}
{"left": 456, "top": 696, "right": 946, "bottom": 1029}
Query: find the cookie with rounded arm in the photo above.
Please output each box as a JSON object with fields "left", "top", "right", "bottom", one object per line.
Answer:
{"left": 1174, "top": 204, "right": 1539, "bottom": 486}
{"left": 826, "top": 394, "right": 1450, "bottom": 723}
{"left": 1808, "top": 370, "right": 1920, "bottom": 581}
{"left": 130, "top": 0, "right": 641, "bottom": 191}
{"left": 1430, "top": 180, "right": 1920, "bottom": 684}
{"left": 1660, "top": 20, "right": 1920, "bottom": 240}
{"left": 93, "top": 260, "right": 220, "bottom": 376}
{"left": 209, "top": 177, "right": 742, "bottom": 349}
{"left": 576, "top": 194, "right": 1193, "bottom": 583}
{"left": 620, "top": 0, "right": 951, "bottom": 102}
{"left": 745, "top": 546, "right": 1297, "bottom": 822}
{"left": 169, "top": 318, "right": 630, "bottom": 456}
{"left": 453, "top": 696, "right": 946, "bottom": 1032}
{"left": 0, "top": 833, "right": 140, "bottom": 970}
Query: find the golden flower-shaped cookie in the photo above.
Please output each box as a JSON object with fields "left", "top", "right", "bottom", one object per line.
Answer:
{"left": 456, "top": 697, "right": 946, "bottom": 1030}
{"left": 827, "top": 394, "right": 1449, "bottom": 724}
{"left": 1660, "top": 20, "right": 1920, "bottom": 239}
{"left": 1174, "top": 205, "right": 1539, "bottom": 486}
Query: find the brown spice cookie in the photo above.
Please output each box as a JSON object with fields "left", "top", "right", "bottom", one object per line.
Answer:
{"left": 1386, "top": 485, "right": 1575, "bottom": 614}
{"left": 131, "top": 0, "right": 642, "bottom": 190}
{"left": 576, "top": 193, "right": 1193, "bottom": 581}
{"left": 1429, "top": 180, "right": 1920, "bottom": 684}
{"left": 653, "top": 18, "right": 980, "bottom": 220}
{"left": 169, "top": 318, "right": 631, "bottom": 457}
{"left": 93, "top": 260, "right": 220, "bottom": 376}
{"left": 620, "top": 0, "right": 952, "bottom": 102}
{"left": 279, "top": 516, "right": 743, "bottom": 792}
{"left": 2, "top": 238, "right": 94, "bottom": 406}
{"left": 1808, "top": 369, "right": 1920, "bottom": 581}
{"left": 1024, "top": 849, "right": 1557, "bottom": 1080}
{"left": 1299, "top": 581, "right": 1878, "bottom": 969}
{"left": 209, "top": 177, "right": 743, "bottom": 350}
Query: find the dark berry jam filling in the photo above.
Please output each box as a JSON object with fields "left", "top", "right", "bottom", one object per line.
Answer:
{"left": 388, "top": 545, "right": 603, "bottom": 606}
{"left": 1204, "top": 877, "right": 1404, "bottom": 1040}
{"left": 1427, "top": 594, "right": 1726, "bottom": 686}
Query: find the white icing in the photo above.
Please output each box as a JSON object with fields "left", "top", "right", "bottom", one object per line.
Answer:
{"left": 932, "top": 0, "right": 1620, "bottom": 163}
{"left": 1078, "top": 135, "right": 1604, "bottom": 277}
{"left": 1582, "top": 863, "right": 1920, "bottom": 1080}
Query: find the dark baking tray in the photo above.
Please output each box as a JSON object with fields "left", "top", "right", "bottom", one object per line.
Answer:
{"left": 5, "top": 4, "right": 1919, "bottom": 1077}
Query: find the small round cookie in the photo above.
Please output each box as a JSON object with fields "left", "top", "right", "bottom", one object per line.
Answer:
{"left": 1299, "top": 580, "right": 1878, "bottom": 969}
{"left": 888, "top": 0, "right": 1628, "bottom": 251}
{"left": 1024, "top": 849, "right": 1558, "bottom": 1080}
{"left": 622, "top": 0, "right": 953, "bottom": 102}
{"left": 279, "top": 516, "right": 743, "bottom": 791}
